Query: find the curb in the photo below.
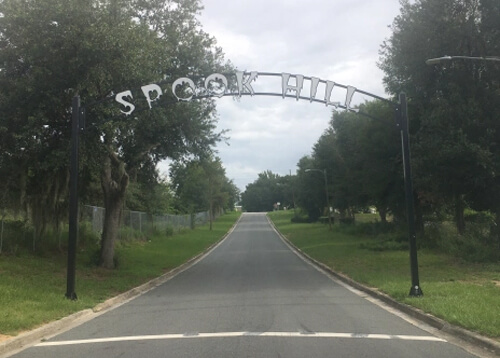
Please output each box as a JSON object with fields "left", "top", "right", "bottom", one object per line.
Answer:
{"left": 0, "top": 309, "right": 93, "bottom": 358}
{"left": 0, "top": 214, "right": 242, "bottom": 358}
{"left": 267, "top": 217, "right": 500, "bottom": 357}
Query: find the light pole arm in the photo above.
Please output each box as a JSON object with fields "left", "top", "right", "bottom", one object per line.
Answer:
{"left": 426, "top": 55, "right": 500, "bottom": 65}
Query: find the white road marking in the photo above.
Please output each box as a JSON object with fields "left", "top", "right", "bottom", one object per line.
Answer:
{"left": 36, "top": 332, "right": 446, "bottom": 347}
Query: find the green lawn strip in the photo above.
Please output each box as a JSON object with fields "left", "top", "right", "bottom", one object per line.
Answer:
{"left": 0, "top": 212, "right": 241, "bottom": 336}
{"left": 268, "top": 211, "right": 500, "bottom": 339}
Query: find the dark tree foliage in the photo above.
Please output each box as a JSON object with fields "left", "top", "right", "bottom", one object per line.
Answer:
{"left": 170, "top": 157, "right": 239, "bottom": 225}
{"left": 0, "top": 0, "right": 231, "bottom": 265}
{"left": 297, "top": 102, "right": 404, "bottom": 224}
{"left": 379, "top": 0, "right": 500, "bottom": 235}
{"left": 294, "top": 156, "right": 326, "bottom": 222}
{"left": 241, "top": 171, "right": 294, "bottom": 213}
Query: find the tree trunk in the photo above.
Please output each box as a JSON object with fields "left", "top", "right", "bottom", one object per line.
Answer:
{"left": 100, "top": 155, "right": 129, "bottom": 269}
{"left": 0, "top": 214, "right": 4, "bottom": 254}
{"left": 454, "top": 194, "right": 466, "bottom": 235}
{"left": 377, "top": 206, "right": 387, "bottom": 223}
{"left": 209, "top": 202, "right": 213, "bottom": 231}
{"left": 208, "top": 178, "right": 213, "bottom": 231}
{"left": 494, "top": 208, "right": 500, "bottom": 250}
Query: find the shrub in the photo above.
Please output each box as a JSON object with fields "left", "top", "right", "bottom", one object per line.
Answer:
{"left": 359, "top": 239, "right": 408, "bottom": 251}
{"left": 339, "top": 217, "right": 355, "bottom": 225}
{"left": 165, "top": 225, "right": 174, "bottom": 237}
{"left": 464, "top": 210, "right": 494, "bottom": 224}
{"left": 291, "top": 215, "right": 311, "bottom": 223}
{"left": 119, "top": 226, "right": 145, "bottom": 242}
{"left": 423, "top": 220, "right": 500, "bottom": 263}
{"left": 78, "top": 222, "right": 101, "bottom": 249}
{"left": 0, "top": 219, "right": 32, "bottom": 255}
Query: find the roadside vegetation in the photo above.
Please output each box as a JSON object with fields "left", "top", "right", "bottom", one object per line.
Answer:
{"left": 0, "top": 0, "right": 498, "bottom": 345}
{"left": 0, "top": 211, "right": 240, "bottom": 337}
{"left": 241, "top": 0, "right": 499, "bottom": 275}
{"left": 0, "top": 0, "right": 238, "bottom": 268}
{"left": 268, "top": 210, "right": 500, "bottom": 339}
{"left": 241, "top": 3, "right": 499, "bottom": 342}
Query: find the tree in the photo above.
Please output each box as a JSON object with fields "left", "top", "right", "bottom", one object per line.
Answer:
{"left": 170, "top": 156, "right": 238, "bottom": 225}
{"left": 294, "top": 157, "right": 325, "bottom": 221}
{"left": 126, "top": 164, "right": 174, "bottom": 216}
{"left": 305, "top": 103, "right": 404, "bottom": 224}
{"left": 170, "top": 160, "right": 208, "bottom": 214}
{"left": 379, "top": 0, "right": 500, "bottom": 234}
{"left": 0, "top": 0, "right": 230, "bottom": 266}
{"left": 314, "top": 114, "right": 358, "bottom": 219}
{"left": 240, "top": 171, "right": 292, "bottom": 212}
{"left": 313, "top": 104, "right": 404, "bottom": 223}
{"left": 200, "top": 157, "right": 231, "bottom": 230}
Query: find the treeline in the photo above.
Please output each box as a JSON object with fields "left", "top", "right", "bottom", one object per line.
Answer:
{"left": 242, "top": 0, "right": 500, "bottom": 262}
{"left": 0, "top": 0, "right": 239, "bottom": 264}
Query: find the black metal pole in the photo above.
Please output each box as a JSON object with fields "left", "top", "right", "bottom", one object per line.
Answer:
{"left": 399, "top": 93, "right": 423, "bottom": 297}
{"left": 66, "top": 95, "right": 80, "bottom": 300}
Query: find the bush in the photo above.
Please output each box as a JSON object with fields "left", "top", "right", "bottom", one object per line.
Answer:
{"left": 423, "top": 220, "right": 500, "bottom": 263}
{"left": 119, "top": 226, "right": 145, "bottom": 242}
{"left": 0, "top": 219, "right": 35, "bottom": 256}
{"left": 339, "top": 217, "right": 355, "bottom": 225}
{"left": 291, "top": 215, "right": 311, "bottom": 223}
{"left": 165, "top": 225, "right": 174, "bottom": 237}
{"left": 359, "top": 239, "right": 408, "bottom": 251}
{"left": 449, "top": 234, "right": 499, "bottom": 263}
{"left": 464, "top": 210, "right": 494, "bottom": 224}
{"left": 78, "top": 222, "right": 101, "bottom": 249}
{"left": 319, "top": 216, "right": 335, "bottom": 224}
{"left": 337, "top": 220, "right": 398, "bottom": 238}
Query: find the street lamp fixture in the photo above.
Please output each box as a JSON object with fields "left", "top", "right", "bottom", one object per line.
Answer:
{"left": 426, "top": 55, "right": 500, "bottom": 65}
{"left": 305, "top": 168, "right": 332, "bottom": 231}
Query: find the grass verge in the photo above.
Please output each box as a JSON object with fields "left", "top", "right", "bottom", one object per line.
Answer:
{"left": 268, "top": 210, "right": 500, "bottom": 339}
{"left": 0, "top": 211, "right": 241, "bottom": 336}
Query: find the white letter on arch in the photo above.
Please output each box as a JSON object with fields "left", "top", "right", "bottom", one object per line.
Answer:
{"left": 115, "top": 90, "right": 135, "bottom": 116}
{"left": 324, "top": 81, "right": 340, "bottom": 108}
{"left": 172, "top": 77, "right": 196, "bottom": 101}
{"left": 141, "top": 84, "right": 163, "bottom": 109}
{"left": 282, "top": 73, "right": 304, "bottom": 100}
{"left": 204, "top": 73, "right": 228, "bottom": 98}
{"left": 235, "top": 71, "right": 258, "bottom": 96}
{"left": 345, "top": 85, "right": 357, "bottom": 110}
{"left": 309, "top": 77, "right": 320, "bottom": 103}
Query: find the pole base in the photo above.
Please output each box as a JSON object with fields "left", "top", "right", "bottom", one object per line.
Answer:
{"left": 65, "top": 292, "right": 78, "bottom": 300}
{"left": 409, "top": 285, "right": 423, "bottom": 297}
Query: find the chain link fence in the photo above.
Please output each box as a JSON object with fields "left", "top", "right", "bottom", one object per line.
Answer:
{"left": 81, "top": 205, "right": 211, "bottom": 239}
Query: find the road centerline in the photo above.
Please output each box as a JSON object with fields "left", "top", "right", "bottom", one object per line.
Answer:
{"left": 36, "top": 332, "right": 447, "bottom": 347}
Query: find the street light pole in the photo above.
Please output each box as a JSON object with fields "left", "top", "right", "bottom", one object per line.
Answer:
{"left": 398, "top": 93, "right": 422, "bottom": 297}
{"left": 66, "top": 95, "right": 80, "bottom": 300}
{"left": 305, "top": 168, "right": 332, "bottom": 231}
{"left": 426, "top": 55, "right": 500, "bottom": 65}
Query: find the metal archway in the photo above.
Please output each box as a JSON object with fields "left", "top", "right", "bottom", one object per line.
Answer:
{"left": 67, "top": 72, "right": 423, "bottom": 299}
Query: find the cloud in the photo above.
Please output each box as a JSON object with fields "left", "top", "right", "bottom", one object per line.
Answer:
{"left": 159, "top": 0, "right": 402, "bottom": 192}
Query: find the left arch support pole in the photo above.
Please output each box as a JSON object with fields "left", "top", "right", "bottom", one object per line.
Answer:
{"left": 66, "top": 95, "right": 80, "bottom": 300}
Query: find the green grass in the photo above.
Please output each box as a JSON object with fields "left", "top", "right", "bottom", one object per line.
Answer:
{"left": 268, "top": 210, "right": 500, "bottom": 339}
{"left": 0, "top": 212, "right": 241, "bottom": 336}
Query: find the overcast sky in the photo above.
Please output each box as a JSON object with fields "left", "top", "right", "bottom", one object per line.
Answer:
{"left": 160, "top": 0, "right": 403, "bottom": 192}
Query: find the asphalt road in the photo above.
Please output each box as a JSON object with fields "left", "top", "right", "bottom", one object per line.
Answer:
{"left": 12, "top": 213, "right": 479, "bottom": 358}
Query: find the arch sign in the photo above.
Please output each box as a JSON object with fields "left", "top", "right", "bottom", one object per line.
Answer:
{"left": 114, "top": 71, "right": 367, "bottom": 116}
{"left": 66, "top": 71, "right": 423, "bottom": 300}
